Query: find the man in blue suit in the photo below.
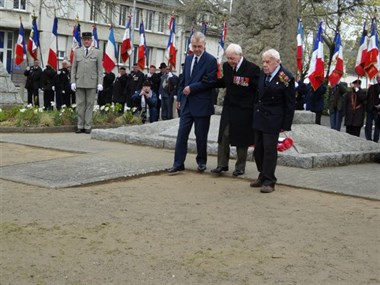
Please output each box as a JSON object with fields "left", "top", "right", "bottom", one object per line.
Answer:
{"left": 166, "top": 32, "right": 218, "bottom": 173}
{"left": 250, "top": 49, "right": 295, "bottom": 193}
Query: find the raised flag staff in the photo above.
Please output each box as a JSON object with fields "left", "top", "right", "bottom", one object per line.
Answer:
{"left": 328, "top": 31, "right": 344, "bottom": 87}
{"left": 186, "top": 25, "right": 194, "bottom": 55}
{"left": 216, "top": 20, "right": 227, "bottom": 78}
{"left": 15, "top": 17, "right": 27, "bottom": 66}
{"left": 103, "top": 24, "right": 118, "bottom": 73}
{"left": 307, "top": 21, "right": 324, "bottom": 90}
{"left": 166, "top": 15, "right": 176, "bottom": 69}
{"left": 121, "top": 14, "right": 132, "bottom": 63}
{"left": 296, "top": 18, "right": 303, "bottom": 76}
{"left": 364, "top": 17, "right": 379, "bottom": 80}
{"left": 137, "top": 14, "right": 146, "bottom": 71}
{"left": 70, "top": 17, "right": 81, "bottom": 64}
{"left": 355, "top": 21, "right": 368, "bottom": 78}
{"left": 47, "top": 16, "right": 58, "bottom": 70}
{"left": 92, "top": 24, "right": 99, "bottom": 49}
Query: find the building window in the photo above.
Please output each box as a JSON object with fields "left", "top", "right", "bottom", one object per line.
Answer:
{"left": 135, "top": 9, "right": 142, "bottom": 29}
{"left": 13, "top": 0, "right": 26, "bottom": 10}
{"left": 157, "top": 13, "right": 167, "bottom": 33}
{"left": 145, "top": 11, "right": 154, "bottom": 31}
{"left": 0, "top": 0, "right": 5, "bottom": 8}
{"left": 58, "top": 51, "right": 66, "bottom": 60}
{"left": 90, "top": 0, "right": 98, "bottom": 22}
{"left": 119, "top": 5, "right": 130, "bottom": 26}
{"left": 0, "top": 31, "right": 14, "bottom": 73}
{"left": 105, "top": 2, "right": 114, "bottom": 24}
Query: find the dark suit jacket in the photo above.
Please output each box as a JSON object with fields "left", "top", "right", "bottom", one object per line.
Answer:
{"left": 217, "top": 58, "right": 260, "bottom": 146}
{"left": 178, "top": 52, "right": 218, "bottom": 117}
{"left": 253, "top": 65, "right": 295, "bottom": 134}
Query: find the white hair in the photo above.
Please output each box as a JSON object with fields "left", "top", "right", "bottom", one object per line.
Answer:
{"left": 262, "top": 48, "right": 281, "bottom": 62}
{"left": 225, "top": 43, "right": 243, "bottom": 55}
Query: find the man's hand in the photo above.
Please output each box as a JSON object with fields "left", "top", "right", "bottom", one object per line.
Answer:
{"left": 176, "top": 101, "right": 181, "bottom": 110}
{"left": 183, "top": 86, "right": 191, "bottom": 96}
{"left": 71, "top": 83, "right": 76, "bottom": 92}
{"left": 97, "top": 84, "right": 103, "bottom": 92}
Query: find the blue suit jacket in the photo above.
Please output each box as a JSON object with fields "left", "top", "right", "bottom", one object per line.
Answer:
{"left": 178, "top": 52, "right": 218, "bottom": 117}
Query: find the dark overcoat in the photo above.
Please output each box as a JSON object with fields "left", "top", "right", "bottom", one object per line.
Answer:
{"left": 252, "top": 66, "right": 295, "bottom": 134}
{"left": 344, "top": 88, "right": 366, "bottom": 127}
{"left": 217, "top": 59, "right": 260, "bottom": 146}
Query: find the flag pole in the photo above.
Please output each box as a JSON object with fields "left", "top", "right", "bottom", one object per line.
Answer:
{"left": 55, "top": 14, "right": 59, "bottom": 71}
{"left": 130, "top": 0, "right": 136, "bottom": 70}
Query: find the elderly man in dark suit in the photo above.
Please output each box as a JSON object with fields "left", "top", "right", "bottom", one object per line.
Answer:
{"left": 71, "top": 32, "right": 103, "bottom": 134}
{"left": 211, "top": 43, "right": 260, "bottom": 176}
{"left": 251, "top": 49, "right": 295, "bottom": 193}
{"left": 166, "top": 31, "right": 218, "bottom": 173}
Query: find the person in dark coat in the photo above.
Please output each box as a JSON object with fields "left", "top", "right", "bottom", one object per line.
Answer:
{"left": 210, "top": 43, "right": 260, "bottom": 176}
{"left": 24, "top": 59, "right": 42, "bottom": 106}
{"left": 112, "top": 67, "right": 129, "bottom": 113}
{"left": 55, "top": 60, "right": 73, "bottom": 109}
{"left": 328, "top": 81, "right": 347, "bottom": 131}
{"left": 41, "top": 64, "right": 56, "bottom": 110}
{"left": 98, "top": 71, "right": 115, "bottom": 107}
{"left": 305, "top": 81, "right": 327, "bottom": 124}
{"left": 251, "top": 49, "right": 295, "bottom": 193}
{"left": 365, "top": 73, "right": 380, "bottom": 142}
{"left": 345, "top": 79, "right": 366, "bottom": 137}
{"left": 125, "top": 63, "right": 144, "bottom": 108}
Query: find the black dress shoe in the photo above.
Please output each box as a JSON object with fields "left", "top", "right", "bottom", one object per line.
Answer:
{"left": 197, "top": 164, "right": 207, "bottom": 172}
{"left": 211, "top": 166, "right": 229, "bottom": 174}
{"left": 84, "top": 129, "right": 91, "bottom": 134}
{"left": 232, "top": 169, "right": 245, "bottom": 176}
{"left": 166, "top": 165, "right": 185, "bottom": 173}
{"left": 250, "top": 179, "right": 263, "bottom": 188}
{"left": 75, "top": 128, "right": 84, "bottom": 134}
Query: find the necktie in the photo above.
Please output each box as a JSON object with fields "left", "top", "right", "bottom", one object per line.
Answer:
{"left": 191, "top": 56, "right": 198, "bottom": 75}
{"left": 85, "top": 48, "right": 88, "bottom": 56}
{"left": 265, "top": 75, "right": 271, "bottom": 86}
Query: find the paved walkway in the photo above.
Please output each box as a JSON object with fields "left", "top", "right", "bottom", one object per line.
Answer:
{"left": 1, "top": 132, "right": 379, "bottom": 200}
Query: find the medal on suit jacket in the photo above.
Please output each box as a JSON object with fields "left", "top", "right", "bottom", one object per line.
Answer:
{"left": 233, "top": 76, "right": 250, "bottom": 87}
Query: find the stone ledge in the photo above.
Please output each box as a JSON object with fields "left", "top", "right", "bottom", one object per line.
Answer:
{"left": 0, "top": 125, "right": 122, "bottom": 133}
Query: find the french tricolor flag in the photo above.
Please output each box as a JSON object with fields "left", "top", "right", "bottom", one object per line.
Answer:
{"left": 328, "top": 32, "right": 344, "bottom": 87}
{"left": 307, "top": 22, "right": 324, "bottom": 91}
{"left": 137, "top": 20, "right": 146, "bottom": 70}
{"left": 354, "top": 21, "right": 368, "bottom": 77}
{"left": 120, "top": 15, "right": 132, "bottom": 63}
{"left": 165, "top": 16, "right": 176, "bottom": 68}
{"left": 296, "top": 19, "right": 303, "bottom": 75}
{"left": 27, "top": 17, "right": 40, "bottom": 60}
{"left": 103, "top": 26, "right": 118, "bottom": 73}
{"left": 70, "top": 23, "right": 81, "bottom": 64}
{"left": 364, "top": 18, "right": 379, "bottom": 80}
{"left": 14, "top": 20, "right": 26, "bottom": 65}
{"left": 47, "top": 17, "right": 58, "bottom": 70}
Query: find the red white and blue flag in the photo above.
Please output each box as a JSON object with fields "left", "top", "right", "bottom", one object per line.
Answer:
{"left": 296, "top": 18, "right": 303, "bottom": 75}
{"left": 27, "top": 17, "right": 40, "bottom": 60}
{"left": 307, "top": 22, "right": 325, "bottom": 91}
{"left": 14, "top": 20, "right": 26, "bottom": 65}
{"left": 328, "top": 32, "right": 344, "bottom": 87}
{"left": 166, "top": 16, "right": 176, "bottom": 68}
{"left": 103, "top": 26, "right": 118, "bottom": 73}
{"left": 91, "top": 24, "right": 99, "bottom": 49}
{"left": 355, "top": 21, "right": 368, "bottom": 77}
{"left": 364, "top": 18, "right": 379, "bottom": 80}
{"left": 47, "top": 17, "right": 58, "bottom": 70}
{"left": 120, "top": 15, "right": 132, "bottom": 63}
{"left": 217, "top": 21, "right": 227, "bottom": 78}
{"left": 187, "top": 26, "right": 194, "bottom": 55}
{"left": 70, "top": 22, "right": 81, "bottom": 64}
{"left": 137, "top": 20, "right": 146, "bottom": 70}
